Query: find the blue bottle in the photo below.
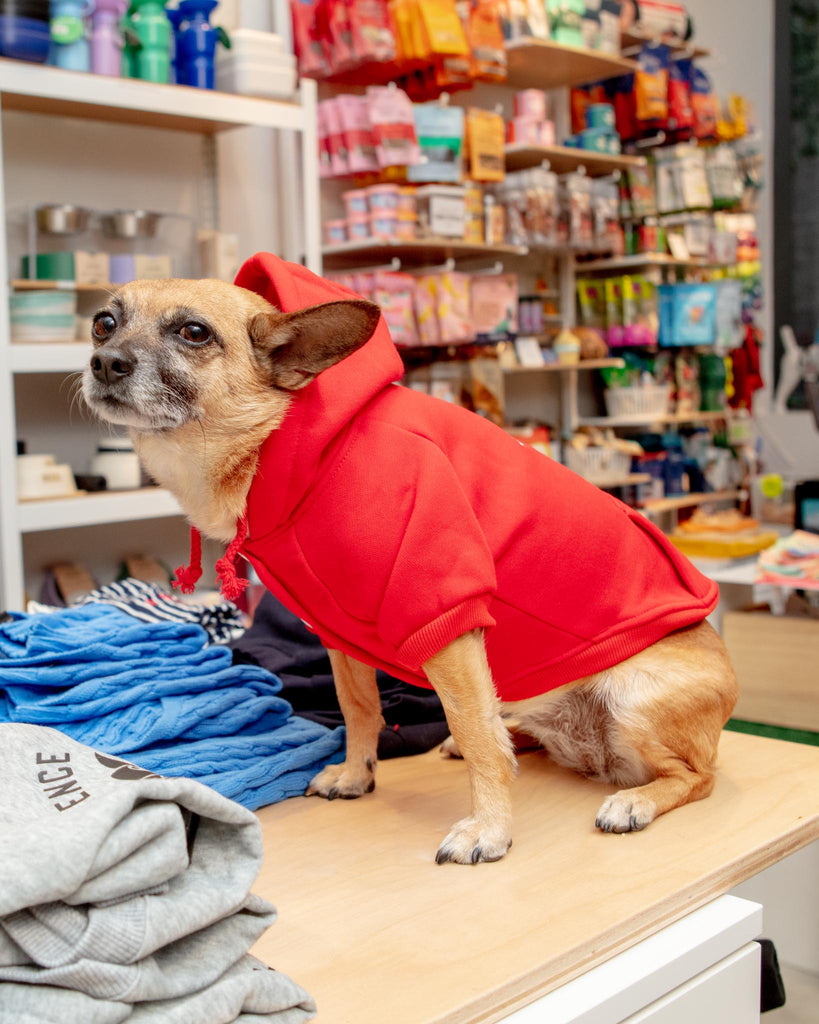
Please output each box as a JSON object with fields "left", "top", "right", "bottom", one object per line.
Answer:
{"left": 169, "top": 0, "right": 229, "bottom": 90}
{"left": 49, "top": 0, "right": 90, "bottom": 71}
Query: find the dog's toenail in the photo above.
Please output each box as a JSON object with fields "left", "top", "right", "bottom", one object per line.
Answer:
{"left": 435, "top": 849, "right": 452, "bottom": 865}
{"left": 471, "top": 847, "right": 483, "bottom": 863}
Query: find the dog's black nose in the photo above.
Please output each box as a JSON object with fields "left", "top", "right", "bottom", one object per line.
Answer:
{"left": 90, "top": 349, "right": 135, "bottom": 384}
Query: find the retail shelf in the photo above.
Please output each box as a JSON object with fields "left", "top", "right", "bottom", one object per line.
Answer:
{"left": 642, "top": 489, "right": 743, "bottom": 516}
{"left": 620, "top": 29, "right": 711, "bottom": 59}
{"left": 322, "top": 239, "right": 529, "bottom": 269}
{"left": 10, "top": 343, "right": 89, "bottom": 373}
{"left": 505, "top": 143, "right": 647, "bottom": 176}
{"left": 579, "top": 409, "right": 732, "bottom": 427}
{"left": 574, "top": 254, "right": 728, "bottom": 273}
{"left": 17, "top": 487, "right": 183, "bottom": 533}
{"left": 503, "top": 357, "right": 625, "bottom": 374}
{"left": 588, "top": 473, "right": 652, "bottom": 488}
{"left": 504, "top": 39, "right": 637, "bottom": 90}
{"left": 11, "top": 279, "right": 117, "bottom": 292}
{"left": 0, "top": 59, "right": 305, "bottom": 134}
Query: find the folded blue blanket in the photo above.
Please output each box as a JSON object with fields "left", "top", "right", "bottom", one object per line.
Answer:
{"left": 0, "top": 605, "right": 344, "bottom": 809}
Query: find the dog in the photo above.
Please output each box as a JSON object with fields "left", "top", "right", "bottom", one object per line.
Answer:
{"left": 82, "top": 253, "right": 739, "bottom": 865}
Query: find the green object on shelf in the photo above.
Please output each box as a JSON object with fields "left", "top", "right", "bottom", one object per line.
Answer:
{"left": 122, "top": 0, "right": 171, "bottom": 84}
{"left": 21, "top": 252, "right": 75, "bottom": 280}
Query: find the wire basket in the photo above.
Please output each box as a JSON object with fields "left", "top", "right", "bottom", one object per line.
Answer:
{"left": 604, "top": 384, "right": 672, "bottom": 419}
{"left": 565, "top": 447, "right": 633, "bottom": 481}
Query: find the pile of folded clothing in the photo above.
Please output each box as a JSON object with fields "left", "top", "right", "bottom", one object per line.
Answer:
{"left": 0, "top": 604, "right": 345, "bottom": 810}
{"left": 231, "top": 591, "right": 450, "bottom": 758}
{"left": 0, "top": 723, "right": 316, "bottom": 1024}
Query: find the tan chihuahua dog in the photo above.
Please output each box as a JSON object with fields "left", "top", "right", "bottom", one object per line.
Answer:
{"left": 83, "top": 270, "right": 738, "bottom": 865}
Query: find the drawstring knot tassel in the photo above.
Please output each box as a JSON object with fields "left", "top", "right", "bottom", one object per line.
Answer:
{"left": 215, "top": 512, "right": 250, "bottom": 601}
{"left": 173, "top": 527, "right": 203, "bottom": 595}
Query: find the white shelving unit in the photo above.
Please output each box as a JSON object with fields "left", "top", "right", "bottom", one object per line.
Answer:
{"left": 0, "top": 62, "right": 320, "bottom": 611}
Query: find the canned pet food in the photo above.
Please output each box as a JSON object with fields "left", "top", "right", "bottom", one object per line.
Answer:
{"left": 324, "top": 219, "right": 348, "bottom": 244}
{"left": 347, "top": 215, "right": 370, "bottom": 240}
{"left": 367, "top": 184, "right": 400, "bottom": 212}
{"left": 342, "top": 189, "right": 369, "bottom": 217}
{"left": 369, "top": 212, "right": 398, "bottom": 239}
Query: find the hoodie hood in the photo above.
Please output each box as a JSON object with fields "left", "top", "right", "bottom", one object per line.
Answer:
{"left": 234, "top": 252, "right": 404, "bottom": 532}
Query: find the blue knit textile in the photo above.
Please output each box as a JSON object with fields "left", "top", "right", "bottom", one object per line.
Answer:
{"left": 0, "top": 605, "right": 344, "bottom": 809}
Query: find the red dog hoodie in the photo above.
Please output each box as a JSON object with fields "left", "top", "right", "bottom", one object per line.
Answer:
{"left": 190, "top": 252, "right": 718, "bottom": 702}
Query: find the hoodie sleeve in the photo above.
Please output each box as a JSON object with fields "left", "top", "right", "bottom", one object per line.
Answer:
{"left": 375, "top": 442, "right": 497, "bottom": 670}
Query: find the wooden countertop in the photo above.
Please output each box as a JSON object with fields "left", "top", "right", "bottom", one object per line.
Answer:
{"left": 253, "top": 730, "right": 819, "bottom": 1024}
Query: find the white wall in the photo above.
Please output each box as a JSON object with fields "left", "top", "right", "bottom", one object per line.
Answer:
{"left": 685, "top": 0, "right": 818, "bottom": 475}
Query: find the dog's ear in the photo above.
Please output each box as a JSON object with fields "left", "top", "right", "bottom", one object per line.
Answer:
{"left": 249, "top": 299, "right": 381, "bottom": 390}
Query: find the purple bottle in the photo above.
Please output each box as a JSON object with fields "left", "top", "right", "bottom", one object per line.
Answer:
{"left": 90, "top": 0, "right": 127, "bottom": 76}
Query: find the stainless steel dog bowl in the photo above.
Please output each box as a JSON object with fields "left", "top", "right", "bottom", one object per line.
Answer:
{"left": 35, "top": 203, "right": 89, "bottom": 235}
{"left": 101, "top": 209, "right": 161, "bottom": 239}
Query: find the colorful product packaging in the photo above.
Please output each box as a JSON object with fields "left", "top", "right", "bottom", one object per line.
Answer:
{"left": 373, "top": 271, "right": 417, "bottom": 346}
{"left": 547, "top": 0, "right": 584, "bottom": 46}
{"left": 658, "top": 282, "right": 718, "bottom": 346}
{"left": 635, "top": 43, "right": 669, "bottom": 124}
{"left": 470, "top": 273, "right": 519, "bottom": 339}
{"left": 365, "top": 85, "right": 421, "bottom": 168}
{"left": 336, "top": 94, "right": 379, "bottom": 173}
{"left": 407, "top": 102, "right": 464, "bottom": 183}
{"left": 435, "top": 271, "right": 472, "bottom": 341}
{"left": 466, "top": 107, "right": 506, "bottom": 182}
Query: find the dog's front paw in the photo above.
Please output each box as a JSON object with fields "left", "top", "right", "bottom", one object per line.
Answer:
{"left": 595, "top": 790, "right": 657, "bottom": 833}
{"left": 435, "top": 816, "right": 512, "bottom": 865}
{"left": 305, "top": 761, "right": 375, "bottom": 800}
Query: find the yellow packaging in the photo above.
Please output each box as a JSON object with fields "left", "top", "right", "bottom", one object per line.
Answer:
{"left": 466, "top": 107, "right": 505, "bottom": 182}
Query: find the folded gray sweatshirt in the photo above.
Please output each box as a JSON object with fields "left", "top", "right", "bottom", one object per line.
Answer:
{"left": 0, "top": 724, "right": 316, "bottom": 1021}
{"left": 0, "top": 955, "right": 316, "bottom": 1024}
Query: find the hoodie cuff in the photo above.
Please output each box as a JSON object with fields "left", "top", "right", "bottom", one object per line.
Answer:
{"left": 395, "top": 598, "right": 496, "bottom": 670}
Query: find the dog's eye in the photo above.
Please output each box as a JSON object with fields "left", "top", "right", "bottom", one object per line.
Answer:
{"left": 92, "top": 313, "right": 116, "bottom": 339}
{"left": 178, "top": 322, "right": 211, "bottom": 345}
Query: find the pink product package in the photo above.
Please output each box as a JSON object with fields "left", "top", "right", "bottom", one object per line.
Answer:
{"left": 470, "top": 274, "right": 519, "bottom": 337}
{"left": 413, "top": 275, "right": 441, "bottom": 345}
{"left": 365, "top": 85, "right": 421, "bottom": 168}
{"left": 319, "top": 98, "right": 349, "bottom": 177}
{"left": 336, "top": 94, "right": 379, "bottom": 173}
{"left": 514, "top": 89, "right": 547, "bottom": 120}
{"left": 434, "top": 272, "right": 472, "bottom": 343}
{"left": 374, "top": 271, "right": 418, "bottom": 346}
{"left": 352, "top": 273, "right": 376, "bottom": 300}
{"left": 324, "top": 272, "right": 358, "bottom": 293}
{"left": 317, "top": 103, "right": 333, "bottom": 179}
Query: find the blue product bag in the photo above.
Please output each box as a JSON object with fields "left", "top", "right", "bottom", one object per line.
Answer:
{"left": 658, "top": 283, "right": 717, "bottom": 346}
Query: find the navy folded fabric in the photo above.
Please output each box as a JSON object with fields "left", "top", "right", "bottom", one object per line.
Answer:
{"left": 0, "top": 606, "right": 344, "bottom": 810}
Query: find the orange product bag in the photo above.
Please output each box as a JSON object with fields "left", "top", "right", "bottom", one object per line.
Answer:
{"left": 417, "top": 0, "right": 470, "bottom": 56}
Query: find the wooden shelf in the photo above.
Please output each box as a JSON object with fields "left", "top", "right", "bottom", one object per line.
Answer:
{"left": 575, "top": 254, "right": 727, "bottom": 273}
{"left": 579, "top": 409, "right": 732, "bottom": 427}
{"left": 17, "top": 487, "right": 183, "bottom": 533}
{"left": 505, "top": 143, "right": 647, "bottom": 176}
{"left": 642, "top": 489, "right": 743, "bottom": 515}
{"left": 620, "top": 29, "right": 711, "bottom": 59}
{"left": 11, "top": 279, "right": 117, "bottom": 292}
{"left": 504, "top": 39, "right": 637, "bottom": 90}
{"left": 588, "top": 472, "right": 652, "bottom": 488}
{"left": 504, "top": 357, "right": 625, "bottom": 374}
{"left": 0, "top": 59, "right": 304, "bottom": 134}
{"left": 322, "top": 239, "right": 529, "bottom": 269}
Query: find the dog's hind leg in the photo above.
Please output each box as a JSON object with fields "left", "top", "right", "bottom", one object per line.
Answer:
{"left": 505, "top": 621, "right": 738, "bottom": 833}
{"left": 306, "top": 650, "right": 384, "bottom": 799}
{"left": 424, "top": 630, "right": 517, "bottom": 864}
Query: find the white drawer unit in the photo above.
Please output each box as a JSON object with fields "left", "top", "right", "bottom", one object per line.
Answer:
{"left": 502, "top": 895, "right": 762, "bottom": 1024}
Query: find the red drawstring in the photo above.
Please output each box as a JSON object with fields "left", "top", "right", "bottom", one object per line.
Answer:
{"left": 173, "top": 527, "right": 203, "bottom": 595}
{"left": 173, "top": 512, "right": 250, "bottom": 602}
{"left": 215, "top": 512, "right": 250, "bottom": 601}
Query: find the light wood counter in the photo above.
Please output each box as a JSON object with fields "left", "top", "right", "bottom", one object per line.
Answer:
{"left": 253, "top": 731, "right": 819, "bottom": 1024}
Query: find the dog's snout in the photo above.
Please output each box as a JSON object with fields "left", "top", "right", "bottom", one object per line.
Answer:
{"left": 90, "top": 348, "right": 136, "bottom": 384}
